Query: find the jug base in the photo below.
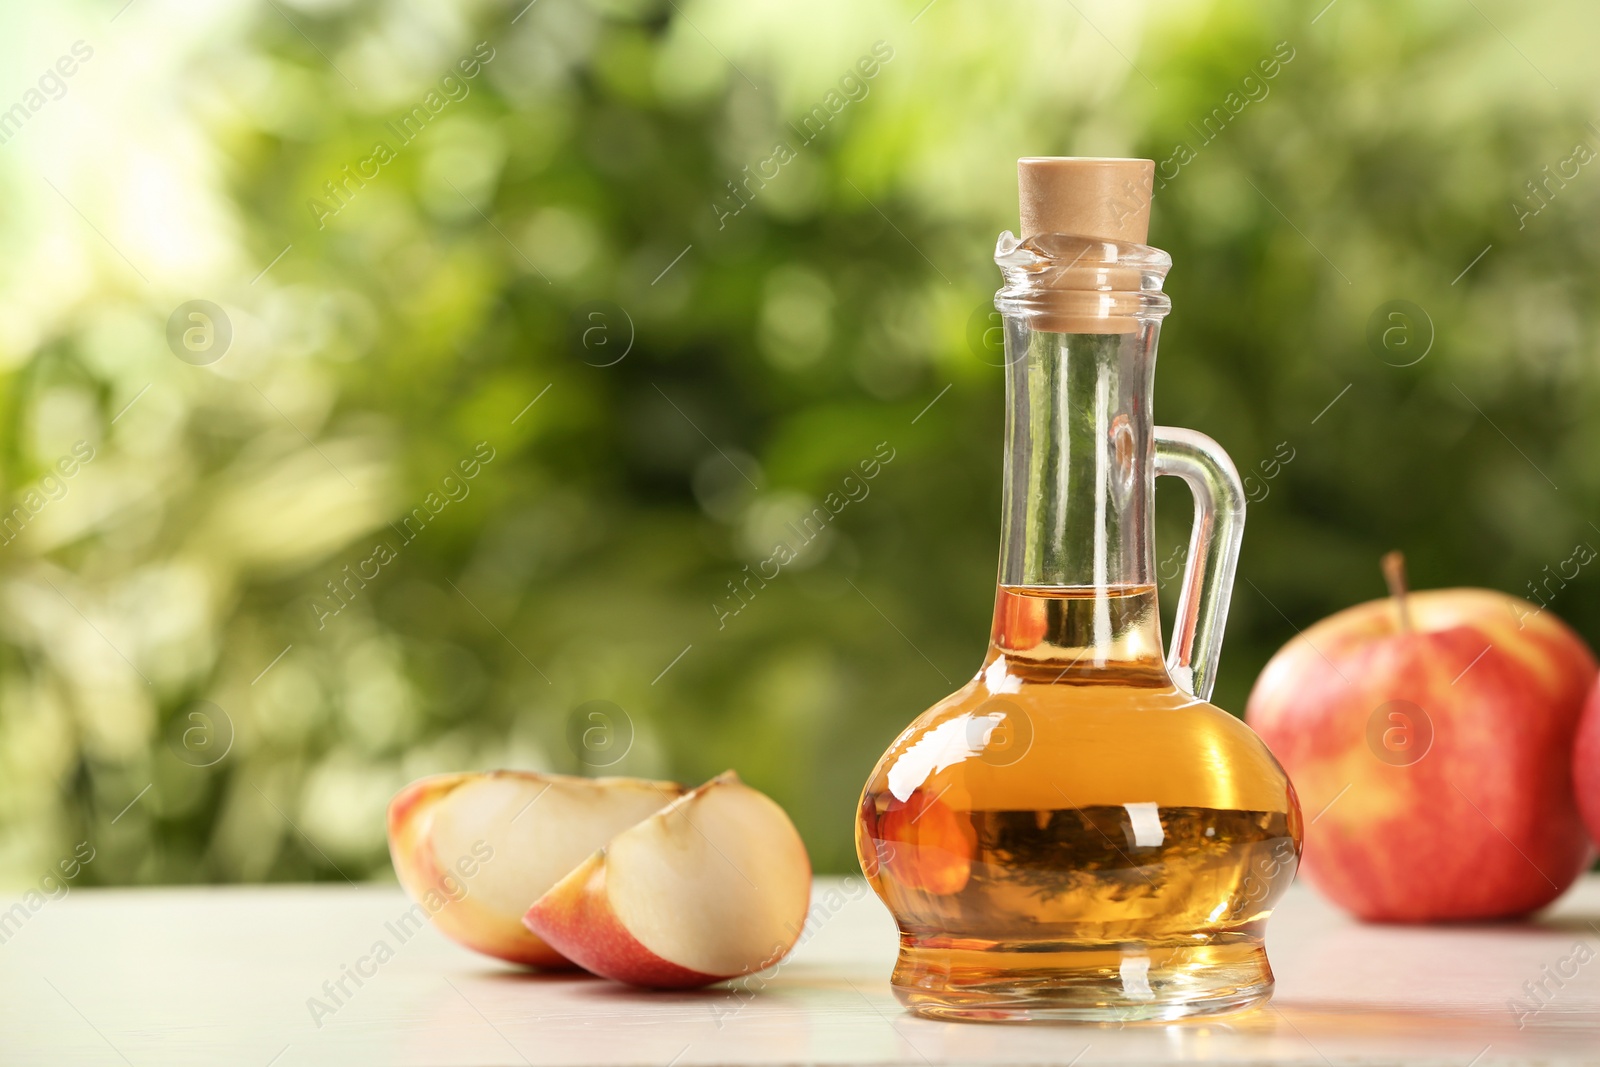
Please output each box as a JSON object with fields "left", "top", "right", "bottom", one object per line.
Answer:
{"left": 890, "top": 937, "right": 1274, "bottom": 1023}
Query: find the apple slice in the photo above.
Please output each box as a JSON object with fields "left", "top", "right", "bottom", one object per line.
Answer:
{"left": 523, "top": 771, "right": 812, "bottom": 988}
{"left": 387, "top": 771, "right": 683, "bottom": 967}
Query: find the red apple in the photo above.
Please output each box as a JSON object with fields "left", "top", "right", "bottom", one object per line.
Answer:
{"left": 1245, "top": 553, "right": 1596, "bottom": 922}
{"left": 523, "top": 771, "right": 812, "bottom": 988}
{"left": 387, "top": 771, "right": 683, "bottom": 966}
{"left": 1575, "top": 678, "right": 1600, "bottom": 843}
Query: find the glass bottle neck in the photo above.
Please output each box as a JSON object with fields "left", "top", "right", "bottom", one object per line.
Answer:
{"left": 990, "top": 323, "right": 1168, "bottom": 680}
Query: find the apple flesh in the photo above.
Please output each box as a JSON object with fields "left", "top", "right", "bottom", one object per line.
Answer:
{"left": 387, "top": 771, "right": 683, "bottom": 966}
{"left": 1574, "top": 678, "right": 1600, "bottom": 845}
{"left": 1245, "top": 556, "right": 1596, "bottom": 922}
{"left": 523, "top": 771, "right": 812, "bottom": 988}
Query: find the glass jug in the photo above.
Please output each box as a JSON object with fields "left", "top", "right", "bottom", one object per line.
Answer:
{"left": 856, "top": 158, "right": 1301, "bottom": 1022}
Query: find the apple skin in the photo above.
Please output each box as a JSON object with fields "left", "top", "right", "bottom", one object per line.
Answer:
{"left": 522, "top": 852, "right": 719, "bottom": 989}
{"left": 1575, "top": 677, "right": 1600, "bottom": 844}
{"left": 1246, "top": 587, "right": 1596, "bottom": 922}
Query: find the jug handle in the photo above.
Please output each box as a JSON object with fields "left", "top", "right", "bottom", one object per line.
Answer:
{"left": 1153, "top": 427, "right": 1247, "bottom": 702}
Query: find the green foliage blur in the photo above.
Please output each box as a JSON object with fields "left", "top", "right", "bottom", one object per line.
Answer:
{"left": 1, "top": 0, "right": 1597, "bottom": 885}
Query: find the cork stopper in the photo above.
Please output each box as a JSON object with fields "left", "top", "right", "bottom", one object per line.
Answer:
{"left": 1018, "top": 157, "right": 1154, "bottom": 244}
{"left": 1003, "top": 157, "right": 1160, "bottom": 334}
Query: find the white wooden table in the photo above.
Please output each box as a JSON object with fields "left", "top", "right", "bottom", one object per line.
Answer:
{"left": 1, "top": 875, "right": 1596, "bottom": 1065}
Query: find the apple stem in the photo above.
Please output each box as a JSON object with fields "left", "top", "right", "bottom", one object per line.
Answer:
{"left": 1382, "top": 551, "right": 1412, "bottom": 633}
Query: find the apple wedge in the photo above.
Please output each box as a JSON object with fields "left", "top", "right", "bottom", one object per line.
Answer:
{"left": 387, "top": 771, "right": 683, "bottom": 967}
{"left": 523, "top": 771, "right": 812, "bottom": 988}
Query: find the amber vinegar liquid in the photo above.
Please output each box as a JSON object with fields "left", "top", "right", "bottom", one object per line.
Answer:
{"left": 856, "top": 585, "right": 1301, "bottom": 1021}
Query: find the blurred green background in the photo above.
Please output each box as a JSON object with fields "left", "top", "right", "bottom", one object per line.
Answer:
{"left": 1, "top": 0, "right": 1597, "bottom": 886}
